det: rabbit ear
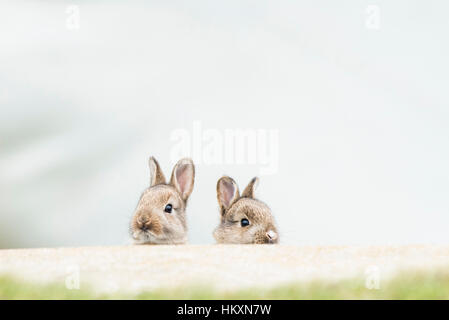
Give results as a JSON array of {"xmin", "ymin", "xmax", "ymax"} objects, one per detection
[
  {"xmin": 170, "ymin": 158, "xmax": 195, "ymax": 201},
  {"xmin": 149, "ymin": 156, "xmax": 166, "ymax": 186},
  {"xmin": 241, "ymin": 177, "xmax": 259, "ymax": 199},
  {"xmin": 217, "ymin": 176, "xmax": 240, "ymax": 213}
]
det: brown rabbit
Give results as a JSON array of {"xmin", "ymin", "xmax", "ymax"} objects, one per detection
[
  {"xmin": 214, "ymin": 176, "xmax": 279, "ymax": 244},
  {"xmin": 130, "ymin": 157, "xmax": 195, "ymax": 244}
]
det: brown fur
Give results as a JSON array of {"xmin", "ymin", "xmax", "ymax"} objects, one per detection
[
  {"xmin": 130, "ymin": 157, "xmax": 195, "ymax": 245},
  {"xmin": 214, "ymin": 176, "xmax": 279, "ymax": 244}
]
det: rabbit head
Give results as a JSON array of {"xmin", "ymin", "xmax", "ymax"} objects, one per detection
[
  {"xmin": 130, "ymin": 157, "xmax": 195, "ymax": 244},
  {"xmin": 214, "ymin": 176, "xmax": 279, "ymax": 244}
]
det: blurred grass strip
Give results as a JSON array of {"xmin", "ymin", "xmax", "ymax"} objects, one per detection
[{"xmin": 1, "ymin": 270, "xmax": 449, "ymax": 299}]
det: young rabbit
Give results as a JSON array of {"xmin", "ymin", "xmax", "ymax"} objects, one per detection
[
  {"xmin": 214, "ymin": 176, "xmax": 279, "ymax": 244},
  {"xmin": 130, "ymin": 157, "xmax": 195, "ymax": 245}
]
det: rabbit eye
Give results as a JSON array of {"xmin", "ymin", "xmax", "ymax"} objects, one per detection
[
  {"xmin": 240, "ymin": 218, "xmax": 250, "ymax": 227},
  {"xmin": 164, "ymin": 204, "xmax": 173, "ymax": 213}
]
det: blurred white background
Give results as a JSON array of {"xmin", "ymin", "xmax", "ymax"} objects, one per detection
[{"xmin": 1, "ymin": 1, "xmax": 448, "ymax": 248}]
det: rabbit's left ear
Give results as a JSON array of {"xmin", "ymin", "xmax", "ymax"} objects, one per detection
[
  {"xmin": 241, "ymin": 177, "xmax": 259, "ymax": 199},
  {"xmin": 170, "ymin": 158, "xmax": 195, "ymax": 201}
]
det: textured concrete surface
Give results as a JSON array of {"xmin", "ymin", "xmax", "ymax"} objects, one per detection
[{"xmin": 1, "ymin": 245, "xmax": 449, "ymax": 294}]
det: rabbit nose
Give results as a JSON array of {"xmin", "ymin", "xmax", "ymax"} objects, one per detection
[
  {"xmin": 266, "ymin": 230, "xmax": 278, "ymax": 243},
  {"xmin": 140, "ymin": 222, "xmax": 153, "ymax": 232},
  {"xmin": 137, "ymin": 216, "xmax": 152, "ymax": 231}
]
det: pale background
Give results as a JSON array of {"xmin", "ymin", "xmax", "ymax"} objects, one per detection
[{"xmin": 1, "ymin": 1, "xmax": 448, "ymax": 248}]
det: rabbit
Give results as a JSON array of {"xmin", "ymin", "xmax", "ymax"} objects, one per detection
[
  {"xmin": 214, "ymin": 176, "xmax": 279, "ymax": 244},
  {"xmin": 130, "ymin": 156, "xmax": 195, "ymax": 245}
]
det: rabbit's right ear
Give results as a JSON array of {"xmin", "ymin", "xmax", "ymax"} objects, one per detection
[
  {"xmin": 149, "ymin": 156, "xmax": 166, "ymax": 186},
  {"xmin": 217, "ymin": 176, "xmax": 240, "ymax": 214}
]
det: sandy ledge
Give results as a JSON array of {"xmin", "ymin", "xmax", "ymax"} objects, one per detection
[{"xmin": 1, "ymin": 245, "xmax": 448, "ymax": 293}]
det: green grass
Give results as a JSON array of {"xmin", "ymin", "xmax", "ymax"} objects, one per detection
[{"xmin": 1, "ymin": 271, "xmax": 449, "ymax": 299}]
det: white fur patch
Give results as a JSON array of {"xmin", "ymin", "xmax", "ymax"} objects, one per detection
[{"xmin": 267, "ymin": 230, "xmax": 277, "ymax": 240}]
